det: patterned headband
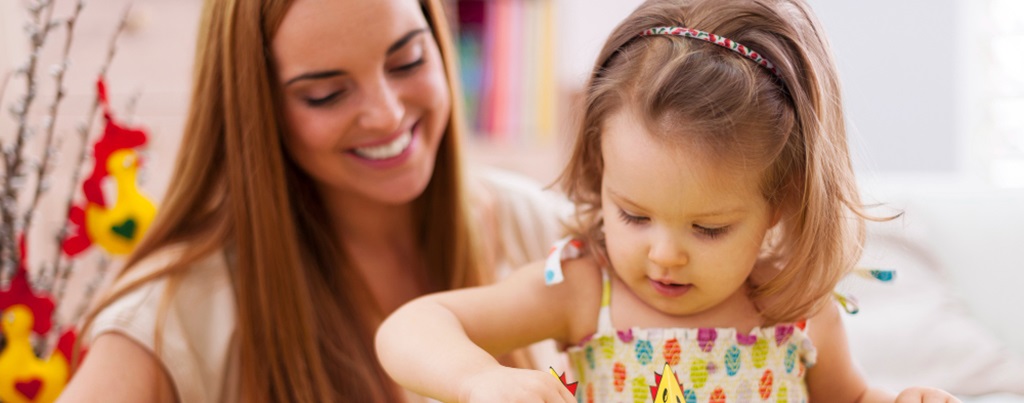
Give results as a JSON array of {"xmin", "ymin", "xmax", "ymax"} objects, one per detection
[{"xmin": 639, "ymin": 26, "xmax": 780, "ymax": 78}]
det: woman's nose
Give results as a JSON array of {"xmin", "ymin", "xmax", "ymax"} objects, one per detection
[
  {"xmin": 647, "ymin": 230, "xmax": 689, "ymax": 269},
  {"xmin": 358, "ymin": 76, "xmax": 404, "ymax": 132}
]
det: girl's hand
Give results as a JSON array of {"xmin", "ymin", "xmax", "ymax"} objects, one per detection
[
  {"xmin": 457, "ymin": 367, "xmax": 576, "ymax": 403},
  {"xmin": 895, "ymin": 387, "xmax": 961, "ymax": 403}
]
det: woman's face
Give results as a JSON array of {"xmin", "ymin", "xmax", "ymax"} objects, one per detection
[{"xmin": 272, "ymin": 0, "xmax": 450, "ymax": 206}]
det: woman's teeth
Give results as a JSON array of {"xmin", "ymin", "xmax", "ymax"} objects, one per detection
[{"xmin": 353, "ymin": 131, "xmax": 412, "ymax": 160}]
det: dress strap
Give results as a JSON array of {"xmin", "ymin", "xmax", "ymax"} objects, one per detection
[
  {"xmin": 542, "ymin": 237, "xmax": 614, "ymax": 333},
  {"xmin": 596, "ymin": 269, "xmax": 614, "ymax": 333},
  {"xmin": 544, "ymin": 237, "xmax": 583, "ymax": 285},
  {"xmin": 833, "ymin": 267, "xmax": 895, "ymax": 315}
]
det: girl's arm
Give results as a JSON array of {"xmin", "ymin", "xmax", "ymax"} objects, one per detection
[
  {"xmin": 805, "ymin": 300, "xmax": 960, "ymax": 403},
  {"xmin": 805, "ymin": 301, "xmax": 886, "ymax": 401},
  {"xmin": 376, "ymin": 259, "xmax": 597, "ymax": 402}
]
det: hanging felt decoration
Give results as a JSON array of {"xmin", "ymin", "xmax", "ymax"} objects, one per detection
[
  {"xmin": 0, "ymin": 238, "xmax": 78, "ymax": 403},
  {"xmin": 63, "ymin": 78, "xmax": 156, "ymax": 256}
]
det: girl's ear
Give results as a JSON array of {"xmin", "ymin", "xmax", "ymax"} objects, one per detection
[
  {"xmin": 769, "ymin": 205, "xmax": 784, "ymax": 228},
  {"xmin": 768, "ymin": 185, "xmax": 796, "ymax": 228}
]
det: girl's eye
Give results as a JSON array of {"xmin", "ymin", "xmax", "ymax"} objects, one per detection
[
  {"xmin": 392, "ymin": 57, "xmax": 425, "ymax": 73},
  {"xmin": 694, "ymin": 224, "xmax": 729, "ymax": 239},
  {"xmin": 618, "ymin": 209, "xmax": 650, "ymax": 225},
  {"xmin": 305, "ymin": 91, "xmax": 342, "ymax": 107}
]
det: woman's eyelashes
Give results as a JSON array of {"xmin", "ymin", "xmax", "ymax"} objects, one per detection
[
  {"xmin": 305, "ymin": 91, "xmax": 343, "ymax": 107},
  {"xmin": 392, "ymin": 57, "xmax": 424, "ymax": 73},
  {"xmin": 302, "ymin": 57, "xmax": 424, "ymax": 108},
  {"xmin": 390, "ymin": 42, "xmax": 425, "ymax": 74}
]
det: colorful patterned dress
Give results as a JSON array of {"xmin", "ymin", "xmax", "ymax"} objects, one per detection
[{"xmin": 544, "ymin": 238, "xmax": 817, "ymax": 403}]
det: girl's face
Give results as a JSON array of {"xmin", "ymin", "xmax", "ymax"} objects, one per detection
[
  {"xmin": 599, "ymin": 109, "xmax": 778, "ymax": 318},
  {"xmin": 272, "ymin": 0, "xmax": 450, "ymax": 205}
]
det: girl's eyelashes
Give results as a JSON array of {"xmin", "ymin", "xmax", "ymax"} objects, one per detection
[
  {"xmin": 694, "ymin": 224, "xmax": 729, "ymax": 239},
  {"xmin": 617, "ymin": 209, "xmax": 650, "ymax": 225},
  {"xmin": 617, "ymin": 206, "xmax": 731, "ymax": 239}
]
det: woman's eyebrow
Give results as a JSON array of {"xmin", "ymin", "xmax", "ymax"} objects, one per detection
[
  {"xmin": 285, "ymin": 28, "xmax": 428, "ymax": 87},
  {"xmin": 388, "ymin": 28, "xmax": 427, "ymax": 55},
  {"xmin": 286, "ymin": 70, "xmax": 345, "ymax": 86}
]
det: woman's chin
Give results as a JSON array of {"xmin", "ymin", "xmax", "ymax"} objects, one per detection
[
  {"xmin": 359, "ymin": 171, "xmax": 435, "ymax": 205},
  {"xmin": 371, "ymin": 185, "xmax": 430, "ymax": 205}
]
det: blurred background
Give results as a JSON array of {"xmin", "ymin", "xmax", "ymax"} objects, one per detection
[{"xmin": 0, "ymin": 0, "xmax": 1022, "ymax": 399}]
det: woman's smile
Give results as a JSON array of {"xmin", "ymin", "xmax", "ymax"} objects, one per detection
[{"xmin": 349, "ymin": 121, "xmax": 419, "ymax": 164}]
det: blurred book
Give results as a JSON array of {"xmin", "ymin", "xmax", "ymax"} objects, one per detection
[{"xmin": 455, "ymin": 0, "xmax": 557, "ymax": 144}]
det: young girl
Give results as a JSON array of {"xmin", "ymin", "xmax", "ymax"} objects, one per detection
[{"xmin": 377, "ymin": 0, "xmax": 959, "ymax": 401}]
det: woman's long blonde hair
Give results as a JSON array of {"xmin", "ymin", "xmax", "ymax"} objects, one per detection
[
  {"xmin": 561, "ymin": 0, "xmax": 871, "ymax": 324},
  {"xmin": 79, "ymin": 0, "xmax": 484, "ymax": 401}
]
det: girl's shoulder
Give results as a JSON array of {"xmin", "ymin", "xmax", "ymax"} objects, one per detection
[
  {"xmin": 538, "ymin": 238, "xmax": 605, "ymax": 342},
  {"xmin": 542, "ymin": 237, "xmax": 601, "ymax": 288},
  {"xmin": 556, "ymin": 251, "xmax": 604, "ymax": 291}
]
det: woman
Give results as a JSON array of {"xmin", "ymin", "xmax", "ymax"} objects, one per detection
[{"xmin": 59, "ymin": 0, "xmax": 564, "ymax": 401}]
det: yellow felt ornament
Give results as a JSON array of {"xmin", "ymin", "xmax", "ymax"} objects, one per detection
[
  {"xmin": 0, "ymin": 306, "xmax": 70, "ymax": 403},
  {"xmin": 62, "ymin": 78, "xmax": 154, "ymax": 258},
  {"xmin": 84, "ymin": 149, "xmax": 156, "ymax": 255}
]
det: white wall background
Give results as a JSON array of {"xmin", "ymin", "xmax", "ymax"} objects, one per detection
[
  {"xmin": 558, "ymin": 0, "xmax": 983, "ymax": 177},
  {"xmin": 808, "ymin": 0, "xmax": 964, "ymax": 175}
]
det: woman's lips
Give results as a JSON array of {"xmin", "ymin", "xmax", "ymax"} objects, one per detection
[
  {"xmin": 347, "ymin": 122, "xmax": 419, "ymax": 169},
  {"xmin": 349, "ymin": 122, "xmax": 418, "ymax": 159},
  {"xmin": 351, "ymin": 131, "xmax": 413, "ymax": 160}
]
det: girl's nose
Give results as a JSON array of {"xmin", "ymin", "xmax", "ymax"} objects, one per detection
[
  {"xmin": 647, "ymin": 230, "xmax": 689, "ymax": 269},
  {"xmin": 358, "ymin": 76, "xmax": 404, "ymax": 132}
]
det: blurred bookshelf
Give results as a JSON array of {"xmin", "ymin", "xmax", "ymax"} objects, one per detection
[{"xmin": 446, "ymin": 0, "xmax": 566, "ymax": 183}]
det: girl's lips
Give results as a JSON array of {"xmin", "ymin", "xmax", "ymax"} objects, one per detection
[{"xmin": 649, "ymin": 278, "xmax": 692, "ymax": 298}]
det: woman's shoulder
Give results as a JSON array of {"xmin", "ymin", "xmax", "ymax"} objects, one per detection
[
  {"xmin": 471, "ymin": 167, "xmax": 572, "ymax": 268},
  {"xmin": 88, "ymin": 246, "xmax": 238, "ymax": 402},
  {"xmin": 105, "ymin": 245, "xmax": 228, "ymax": 291},
  {"xmin": 473, "ymin": 167, "xmax": 571, "ymax": 220},
  {"xmin": 95, "ymin": 246, "xmax": 234, "ymax": 325}
]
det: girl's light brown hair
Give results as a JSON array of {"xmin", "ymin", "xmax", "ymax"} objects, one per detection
[
  {"xmin": 561, "ymin": 0, "xmax": 872, "ymax": 324},
  {"xmin": 77, "ymin": 0, "xmax": 484, "ymax": 401}
]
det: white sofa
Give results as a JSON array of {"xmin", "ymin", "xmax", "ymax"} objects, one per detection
[{"xmin": 846, "ymin": 178, "xmax": 1024, "ymax": 400}]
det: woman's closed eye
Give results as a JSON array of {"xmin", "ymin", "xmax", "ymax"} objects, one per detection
[
  {"xmin": 305, "ymin": 91, "xmax": 345, "ymax": 107},
  {"xmin": 391, "ymin": 57, "xmax": 424, "ymax": 73},
  {"xmin": 389, "ymin": 39, "xmax": 426, "ymax": 74}
]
